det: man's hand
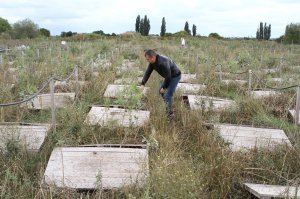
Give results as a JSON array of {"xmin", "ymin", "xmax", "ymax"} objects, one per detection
[
  {"xmin": 159, "ymin": 87, "xmax": 165, "ymax": 94},
  {"xmin": 140, "ymin": 85, "xmax": 145, "ymax": 92}
]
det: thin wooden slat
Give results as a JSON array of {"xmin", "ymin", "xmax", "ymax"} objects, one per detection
[
  {"xmin": 20, "ymin": 93, "xmax": 75, "ymax": 110},
  {"xmin": 44, "ymin": 146, "xmax": 148, "ymax": 189},
  {"xmin": 85, "ymin": 106, "xmax": 150, "ymax": 127},
  {"xmin": 187, "ymin": 95, "xmax": 236, "ymax": 111},
  {"xmin": 215, "ymin": 124, "xmax": 292, "ymax": 151},
  {"xmin": 177, "ymin": 83, "xmax": 206, "ymax": 95},
  {"xmin": 244, "ymin": 183, "xmax": 300, "ymax": 198},
  {"xmin": 0, "ymin": 124, "xmax": 50, "ymax": 151},
  {"xmin": 103, "ymin": 84, "xmax": 149, "ymax": 98}
]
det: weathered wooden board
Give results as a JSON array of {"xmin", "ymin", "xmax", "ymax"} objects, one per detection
[
  {"xmin": 20, "ymin": 93, "xmax": 75, "ymax": 110},
  {"xmin": 187, "ymin": 95, "xmax": 236, "ymax": 111},
  {"xmin": 85, "ymin": 106, "xmax": 150, "ymax": 127},
  {"xmin": 177, "ymin": 83, "xmax": 206, "ymax": 95},
  {"xmin": 103, "ymin": 84, "xmax": 148, "ymax": 98},
  {"xmin": 249, "ymin": 90, "xmax": 278, "ymax": 99},
  {"xmin": 262, "ymin": 68, "xmax": 279, "ymax": 74},
  {"xmin": 270, "ymin": 78, "xmax": 283, "ymax": 83},
  {"xmin": 180, "ymin": 74, "xmax": 197, "ymax": 83},
  {"xmin": 244, "ymin": 183, "xmax": 300, "ymax": 199},
  {"xmin": 215, "ymin": 124, "xmax": 292, "ymax": 151},
  {"xmin": 0, "ymin": 123, "xmax": 50, "ymax": 151},
  {"xmin": 44, "ymin": 145, "xmax": 148, "ymax": 189},
  {"xmin": 114, "ymin": 77, "xmax": 143, "ymax": 85},
  {"xmin": 222, "ymin": 79, "xmax": 247, "ymax": 85},
  {"xmin": 54, "ymin": 80, "xmax": 86, "ymax": 92}
]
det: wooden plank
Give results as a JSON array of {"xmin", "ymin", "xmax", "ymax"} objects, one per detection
[
  {"xmin": 187, "ymin": 95, "xmax": 236, "ymax": 111},
  {"xmin": 85, "ymin": 106, "xmax": 150, "ymax": 127},
  {"xmin": 177, "ymin": 83, "xmax": 206, "ymax": 95},
  {"xmin": 221, "ymin": 79, "xmax": 247, "ymax": 85},
  {"xmin": 215, "ymin": 124, "xmax": 292, "ymax": 151},
  {"xmin": 244, "ymin": 183, "xmax": 300, "ymax": 198},
  {"xmin": 0, "ymin": 123, "xmax": 50, "ymax": 151},
  {"xmin": 114, "ymin": 77, "xmax": 143, "ymax": 84},
  {"xmin": 180, "ymin": 74, "xmax": 197, "ymax": 83},
  {"xmin": 20, "ymin": 93, "xmax": 75, "ymax": 110},
  {"xmin": 44, "ymin": 146, "xmax": 148, "ymax": 189},
  {"xmin": 249, "ymin": 90, "xmax": 278, "ymax": 99},
  {"xmin": 262, "ymin": 68, "xmax": 279, "ymax": 74},
  {"xmin": 103, "ymin": 84, "xmax": 148, "ymax": 98}
]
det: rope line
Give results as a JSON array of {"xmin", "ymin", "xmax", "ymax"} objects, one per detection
[
  {"xmin": 0, "ymin": 66, "xmax": 78, "ymax": 107},
  {"xmin": 0, "ymin": 77, "xmax": 52, "ymax": 107},
  {"xmin": 251, "ymin": 72, "xmax": 299, "ymax": 91}
]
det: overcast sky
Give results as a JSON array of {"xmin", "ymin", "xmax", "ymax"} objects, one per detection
[{"xmin": 1, "ymin": 0, "xmax": 299, "ymax": 38}]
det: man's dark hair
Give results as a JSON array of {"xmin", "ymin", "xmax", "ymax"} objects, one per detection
[{"xmin": 144, "ymin": 49, "xmax": 157, "ymax": 57}]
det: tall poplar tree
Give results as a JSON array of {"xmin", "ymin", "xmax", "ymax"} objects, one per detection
[
  {"xmin": 160, "ymin": 17, "xmax": 166, "ymax": 36},
  {"xmin": 184, "ymin": 21, "xmax": 191, "ymax": 35},
  {"xmin": 135, "ymin": 15, "xmax": 140, "ymax": 33},
  {"xmin": 192, "ymin": 24, "xmax": 197, "ymax": 36}
]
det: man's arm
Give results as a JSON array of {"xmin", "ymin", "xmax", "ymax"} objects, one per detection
[{"xmin": 141, "ymin": 65, "xmax": 153, "ymax": 86}]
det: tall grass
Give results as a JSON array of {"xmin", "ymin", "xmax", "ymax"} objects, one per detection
[{"xmin": 0, "ymin": 36, "xmax": 299, "ymax": 198}]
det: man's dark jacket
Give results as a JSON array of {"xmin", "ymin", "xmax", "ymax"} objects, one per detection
[{"xmin": 141, "ymin": 54, "xmax": 181, "ymax": 89}]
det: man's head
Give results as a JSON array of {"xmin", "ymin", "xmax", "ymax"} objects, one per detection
[{"xmin": 144, "ymin": 49, "xmax": 157, "ymax": 64}]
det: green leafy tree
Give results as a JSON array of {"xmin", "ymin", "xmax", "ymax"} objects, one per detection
[
  {"xmin": 192, "ymin": 24, "xmax": 197, "ymax": 36},
  {"xmin": 12, "ymin": 18, "xmax": 39, "ymax": 39},
  {"xmin": 0, "ymin": 17, "xmax": 11, "ymax": 33},
  {"xmin": 160, "ymin": 17, "xmax": 166, "ymax": 37},
  {"xmin": 135, "ymin": 15, "xmax": 140, "ymax": 33},
  {"xmin": 39, "ymin": 28, "xmax": 50, "ymax": 37},
  {"xmin": 283, "ymin": 23, "xmax": 300, "ymax": 44}
]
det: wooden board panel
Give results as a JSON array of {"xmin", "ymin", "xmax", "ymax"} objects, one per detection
[
  {"xmin": 215, "ymin": 124, "xmax": 292, "ymax": 151},
  {"xmin": 177, "ymin": 83, "xmax": 206, "ymax": 95},
  {"xmin": 103, "ymin": 84, "xmax": 148, "ymax": 98},
  {"xmin": 85, "ymin": 106, "xmax": 150, "ymax": 127},
  {"xmin": 187, "ymin": 95, "xmax": 236, "ymax": 111},
  {"xmin": 244, "ymin": 183, "xmax": 300, "ymax": 198},
  {"xmin": 0, "ymin": 123, "xmax": 50, "ymax": 151},
  {"xmin": 20, "ymin": 93, "xmax": 75, "ymax": 110},
  {"xmin": 44, "ymin": 145, "xmax": 148, "ymax": 189},
  {"xmin": 249, "ymin": 90, "xmax": 278, "ymax": 99},
  {"xmin": 180, "ymin": 74, "xmax": 197, "ymax": 83}
]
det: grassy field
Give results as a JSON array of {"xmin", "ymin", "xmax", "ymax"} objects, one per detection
[{"xmin": 0, "ymin": 35, "xmax": 300, "ymax": 198}]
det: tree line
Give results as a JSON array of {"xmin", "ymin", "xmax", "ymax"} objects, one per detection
[
  {"xmin": 135, "ymin": 15, "xmax": 198, "ymax": 37},
  {"xmin": 0, "ymin": 16, "xmax": 299, "ymax": 44}
]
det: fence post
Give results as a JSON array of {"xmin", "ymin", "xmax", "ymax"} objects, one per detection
[
  {"xmin": 50, "ymin": 78, "xmax": 56, "ymax": 133},
  {"xmin": 0, "ymin": 54, "xmax": 2, "ymax": 69},
  {"xmin": 217, "ymin": 64, "xmax": 222, "ymax": 81},
  {"xmin": 295, "ymin": 86, "xmax": 300, "ymax": 126},
  {"xmin": 248, "ymin": 70, "xmax": 252, "ymax": 95},
  {"xmin": 75, "ymin": 66, "xmax": 79, "ymax": 101}
]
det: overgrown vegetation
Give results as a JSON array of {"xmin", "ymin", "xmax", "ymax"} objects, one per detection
[{"xmin": 0, "ymin": 36, "xmax": 299, "ymax": 198}]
